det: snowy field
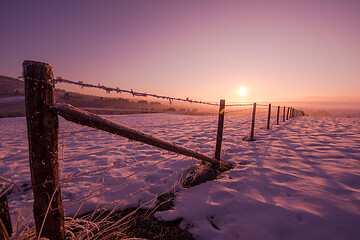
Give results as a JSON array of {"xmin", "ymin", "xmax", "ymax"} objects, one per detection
[{"xmin": 1, "ymin": 113, "xmax": 360, "ymax": 239}]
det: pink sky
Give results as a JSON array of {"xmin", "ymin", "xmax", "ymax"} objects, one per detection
[{"xmin": 1, "ymin": 0, "xmax": 359, "ymax": 103}]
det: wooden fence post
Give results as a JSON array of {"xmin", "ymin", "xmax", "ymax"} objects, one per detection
[
  {"xmin": 249, "ymin": 102, "xmax": 256, "ymax": 141},
  {"xmin": 267, "ymin": 103, "xmax": 271, "ymax": 129},
  {"xmin": 283, "ymin": 106, "xmax": 286, "ymax": 122},
  {"xmin": 0, "ymin": 185, "xmax": 12, "ymax": 238},
  {"xmin": 286, "ymin": 107, "xmax": 290, "ymax": 120},
  {"xmin": 23, "ymin": 61, "xmax": 65, "ymax": 239},
  {"xmin": 277, "ymin": 106, "xmax": 280, "ymax": 125},
  {"xmin": 215, "ymin": 99, "xmax": 225, "ymax": 160}
]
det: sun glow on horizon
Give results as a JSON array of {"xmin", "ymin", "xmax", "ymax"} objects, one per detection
[{"xmin": 238, "ymin": 88, "xmax": 247, "ymax": 96}]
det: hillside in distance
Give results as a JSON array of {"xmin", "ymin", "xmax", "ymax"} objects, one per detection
[{"xmin": 0, "ymin": 75, "xmax": 201, "ymax": 118}]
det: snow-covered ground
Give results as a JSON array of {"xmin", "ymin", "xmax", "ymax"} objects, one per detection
[{"xmin": 1, "ymin": 113, "xmax": 359, "ymax": 239}]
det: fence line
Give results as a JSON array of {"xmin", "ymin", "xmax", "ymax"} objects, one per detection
[{"xmin": 2, "ymin": 60, "xmax": 306, "ymax": 239}]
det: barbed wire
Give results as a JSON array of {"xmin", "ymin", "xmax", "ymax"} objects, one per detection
[
  {"xmin": 225, "ymin": 108, "xmax": 253, "ymax": 114},
  {"xmin": 35, "ymin": 155, "xmax": 187, "ymax": 220},
  {"xmin": 19, "ymin": 76, "xmax": 270, "ymax": 107},
  {"xmin": 55, "ymin": 77, "xmax": 222, "ymax": 106},
  {"xmin": 59, "ymin": 129, "xmax": 98, "ymax": 135}
]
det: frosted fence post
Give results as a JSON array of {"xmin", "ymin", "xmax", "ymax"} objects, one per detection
[
  {"xmin": 277, "ymin": 106, "xmax": 280, "ymax": 125},
  {"xmin": 286, "ymin": 107, "xmax": 290, "ymax": 120},
  {"xmin": 23, "ymin": 61, "xmax": 65, "ymax": 240},
  {"xmin": 0, "ymin": 184, "xmax": 12, "ymax": 238},
  {"xmin": 283, "ymin": 106, "xmax": 286, "ymax": 122},
  {"xmin": 249, "ymin": 102, "xmax": 257, "ymax": 141},
  {"xmin": 215, "ymin": 99, "xmax": 225, "ymax": 160},
  {"xmin": 267, "ymin": 104, "xmax": 271, "ymax": 129}
]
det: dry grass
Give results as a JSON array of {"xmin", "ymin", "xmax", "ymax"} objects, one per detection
[
  {"xmin": 182, "ymin": 161, "xmax": 233, "ymax": 188},
  {"xmin": 67, "ymin": 192, "xmax": 193, "ymax": 240}
]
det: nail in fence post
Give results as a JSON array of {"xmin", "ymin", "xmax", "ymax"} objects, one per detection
[
  {"xmin": 277, "ymin": 106, "xmax": 280, "ymax": 125},
  {"xmin": 286, "ymin": 107, "xmax": 290, "ymax": 120},
  {"xmin": 283, "ymin": 106, "xmax": 286, "ymax": 122},
  {"xmin": 249, "ymin": 102, "xmax": 257, "ymax": 141},
  {"xmin": 215, "ymin": 99, "xmax": 225, "ymax": 160},
  {"xmin": 0, "ymin": 185, "xmax": 12, "ymax": 238},
  {"xmin": 23, "ymin": 61, "xmax": 65, "ymax": 239},
  {"xmin": 267, "ymin": 103, "xmax": 271, "ymax": 129}
]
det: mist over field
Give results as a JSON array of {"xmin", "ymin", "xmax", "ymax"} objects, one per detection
[
  {"xmin": 2, "ymin": 74, "xmax": 360, "ymax": 119},
  {"xmin": 280, "ymin": 97, "xmax": 360, "ymax": 118}
]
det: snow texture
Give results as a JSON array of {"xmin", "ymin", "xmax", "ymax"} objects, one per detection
[{"xmin": 1, "ymin": 113, "xmax": 359, "ymax": 239}]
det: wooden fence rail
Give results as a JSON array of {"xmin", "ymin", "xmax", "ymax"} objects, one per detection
[{"xmin": 51, "ymin": 103, "xmax": 220, "ymax": 166}]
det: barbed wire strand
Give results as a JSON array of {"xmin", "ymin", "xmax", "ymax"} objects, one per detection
[
  {"xmin": 60, "ymin": 151, "xmax": 169, "ymax": 185},
  {"xmin": 60, "ymin": 155, "xmax": 180, "ymax": 210},
  {"xmin": 88, "ymin": 159, "xmax": 189, "ymax": 237},
  {"xmin": 28, "ymin": 147, "xmax": 177, "ymax": 190},
  {"xmin": 19, "ymin": 76, "xmax": 271, "ymax": 107},
  {"xmin": 34, "ymin": 155, "xmax": 187, "ymax": 221},
  {"xmin": 59, "ymin": 129, "xmax": 98, "ymax": 135}
]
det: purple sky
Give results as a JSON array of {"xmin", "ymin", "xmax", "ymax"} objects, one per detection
[{"xmin": 1, "ymin": 0, "xmax": 360, "ymax": 103}]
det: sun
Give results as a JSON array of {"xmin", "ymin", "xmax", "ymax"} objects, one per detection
[{"xmin": 237, "ymin": 88, "xmax": 247, "ymax": 96}]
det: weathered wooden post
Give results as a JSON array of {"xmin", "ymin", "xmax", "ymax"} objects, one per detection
[
  {"xmin": 286, "ymin": 107, "xmax": 290, "ymax": 120},
  {"xmin": 249, "ymin": 102, "xmax": 256, "ymax": 141},
  {"xmin": 0, "ymin": 185, "xmax": 12, "ymax": 238},
  {"xmin": 23, "ymin": 61, "xmax": 65, "ymax": 239},
  {"xmin": 267, "ymin": 103, "xmax": 271, "ymax": 129},
  {"xmin": 276, "ymin": 106, "xmax": 280, "ymax": 125},
  {"xmin": 289, "ymin": 107, "xmax": 292, "ymax": 118},
  {"xmin": 215, "ymin": 99, "xmax": 225, "ymax": 160},
  {"xmin": 283, "ymin": 106, "xmax": 286, "ymax": 122}
]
